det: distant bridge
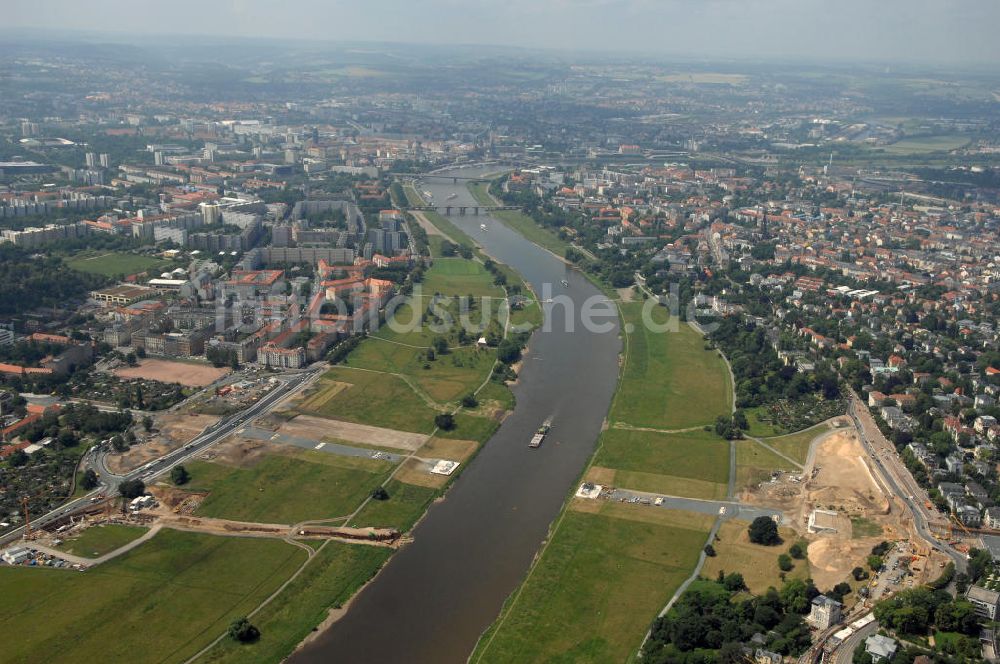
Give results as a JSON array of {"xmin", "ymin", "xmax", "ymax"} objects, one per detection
[
  {"xmin": 416, "ymin": 174, "xmax": 489, "ymax": 184},
  {"xmin": 406, "ymin": 205, "xmax": 521, "ymax": 216}
]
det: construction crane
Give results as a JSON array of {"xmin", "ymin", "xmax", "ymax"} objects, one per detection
[{"xmin": 21, "ymin": 496, "xmax": 32, "ymax": 540}]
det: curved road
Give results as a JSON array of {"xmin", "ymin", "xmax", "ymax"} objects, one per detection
[{"xmin": 0, "ymin": 369, "xmax": 318, "ymax": 548}]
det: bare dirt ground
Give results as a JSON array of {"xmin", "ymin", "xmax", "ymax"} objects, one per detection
[
  {"xmin": 205, "ymin": 435, "xmax": 277, "ymax": 468},
  {"xmin": 411, "ymin": 211, "xmax": 444, "ymax": 237},
  {"xmin": 807, "ymin": 537, "xmax": 885, "ymax": 590},
  {"xmin": 107, "ymin": 412, "xmax": 219, "ymax": 474},
  {"xmin": 395, "ymin": 458, "xmax": 450, "ymax": 488},
  {"xmin": 416, "ymin": 436, "xmax": 477, "ymax": 462},
  {"xmin": 264, "ymin": 413, "xmax": 430, "ymax": 451},
  {"xmin": 616, "ymin": 287, "xmax": 636, "ymax": 302},
  {"xmin": 114, "ymin": 358, "xmax": 230, "ymax": 387},
  {"xmin": 741, "ymin": 428, "xmax": 914, "ymax": 593},
  {"xmin": 584, "ymin": 465, "xmax": 617, "ymax": 486}
]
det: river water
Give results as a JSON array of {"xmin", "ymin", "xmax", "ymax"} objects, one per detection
[{"xmin": 288, "ymin": 166, "xmax": 622, "ymax": 664}]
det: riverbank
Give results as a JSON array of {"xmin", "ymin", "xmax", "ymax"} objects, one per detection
[
  {"xmin": 287, "ymin": 167, "xmax": 623, "ymax": 663},
  {"xmin": 469, "ymin": 295, "xmax": 734, "ymax": 663}
]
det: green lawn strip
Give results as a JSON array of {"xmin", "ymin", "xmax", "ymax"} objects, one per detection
[
  {"xmin": 471, "ymin": 505, "xmax": 713, "ymax": 663},
  {"xmin": 761, "ymin": 424, "xmax": 829, "ymax": 465},
  {"xmin": 185, "ymin": 453, "xmax": 392, "ymax": 524},
  {"xmin": 56, "ymin": 524, "xmax": 148, "ymax": 558},
  {"xmin": 614, "ymin": 469, "xmax": 727, "ymax": 501},
  {"xmin": 0, "ymin": 529, "xmax": 305, "ymax": 664},
  {"xmin": 350, "ymin": 479, "xmax": 439, "ymax": 532},
  {"xmin": 437, "ymin": 411, "xmax": 499, "ymax": 443},
  {"xmin": 610, "ymin": 303, "xmax": 731, "ymax": 429},
  {"xmin": 734, "ymin": 440, "xmax": 800, "ymax": 492},
  {"xmin": 299, "ymin": 368, "xmax": 440, "ymax": 434},
  {"xmin": 402, "ymin": 183, "xmax": 426, "ymax": 207},
  {"xmin": 201, "ymin": 543, "xmax": 392, "ymax": 664},
  {"xmin": 468, "ymin": 181, "xmax": 572, "ymax": 257},
  {"xmin": 594, "ymin": 428, "xmax": 730, "ymax": 490}
]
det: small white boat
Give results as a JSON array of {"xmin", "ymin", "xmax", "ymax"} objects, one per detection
[{"xmin": 480, "ymin": 223, "xmax": 488, "ymax": 231}]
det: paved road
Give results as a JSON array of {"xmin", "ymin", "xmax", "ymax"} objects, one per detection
[
  {"xmin": 606, "ymin": 488, "xmax": 783, "ymax": 523},
  {"xmin": 241, "ymin": 426, "xmax": 405, "ymax": 463},
  {"xmin": 0, "ymin": 369, "xmax": 320, "ymax": 548},
  {"xmin": 846, "ymin": 391, "xmax": 965, "ymax": 571},
  {"xmin": 832, "ymin": 620, "xmax": 877, "ymax": 664}
]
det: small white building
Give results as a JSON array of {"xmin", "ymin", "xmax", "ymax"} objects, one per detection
[{"xmin": 2, "ymin": 547, "xmax": 31, "ymax": 565}]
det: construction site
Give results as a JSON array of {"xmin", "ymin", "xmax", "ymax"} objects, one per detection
[{"xmin": 741, "ymin": 420, "xmax": 953, "ymax": 597}]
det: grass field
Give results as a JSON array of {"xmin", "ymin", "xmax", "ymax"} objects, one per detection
[
  {"xmin": 201, "ymin": 542, "xmax": 391, "ymax": 664},
  {"xmin": 0, "ymin": 529, "xmax": 306, "ymax": 664},
  {"xmin": 468, "ymin": 181, "xmax": 572, "ymax": 258},
  {"xmin": 761, "ymin": 424, "xmax": 828, "ymax": 465},
  {"xmin": 734, "ymin": 439, "xmax": 800, "ymax": 491},
  {"xmin": 186, "ymin": 452, "xmax": 392, "ymax": 524},
  {"xmin": 850, "ymin": 516, "xmax": 883, "ymax": 539},
  {"xmin": 610, "ymin": 303, "xmax": 731, "ymax": 429},
  {"xmin": 66, "ymin": 251, "xmax": 172, "ymax": 277},
  {"xmin": 882, "ymin": 134, "xmax": 970, "ymax": 154},
  {"xmin": 701, "ymin": 521, "xmax": 809, "ymax": 594},
  {"xmin": 745, "ymin": 406, "xmax": 784, "ymax": 437},
  {"xmin": 595, "ymin": 429, "xmax": 730, "ymax": 500},
  {"xmin": 471, "ymin": 503, "xmax": 713, "ymax": 663},
  {"xmin": 350, "ymin": 479, "xmax": 439, "ymax": 531},
  {"xmin": 421, "ymin": 258, "xmax": 505, "ymax": 298},
  {"xmin": 299, "ymin": 368, "xmax": 441, "ymax": 434},
  {"xmin": 55, "ymin": 524, "xmax": 148, "ymax": 558}
]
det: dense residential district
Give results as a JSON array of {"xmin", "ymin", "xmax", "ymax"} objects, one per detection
[{"xmin": 2, "ymin": 37, "xmax": 1000, "ymax": 664}]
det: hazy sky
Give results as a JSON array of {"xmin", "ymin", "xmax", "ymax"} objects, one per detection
[{"xmin": 7, "ymin": 0, "xmax": 1000, "ymax": 65}]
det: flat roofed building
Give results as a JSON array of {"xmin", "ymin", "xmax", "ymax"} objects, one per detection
[
  {"xmin": 91, "ymin": 284, "xmax": 156, "ymax": 306},
  {"xmin": 967, "ymin": 585, "xmax": 1000, "ymax": 620}
]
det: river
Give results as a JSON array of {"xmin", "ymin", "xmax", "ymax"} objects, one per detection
[{"xmin": 288, "ymin": 166, "xmax": 622, "ymax": 664}]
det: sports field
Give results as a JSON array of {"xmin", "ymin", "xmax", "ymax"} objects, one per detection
[
  {"xmin": 471, "ymin": 503, "xmax": 713, "ymax": 663},
  {"xmin": 0, "ymin": 529, "xmax": 306, "ymax": 663},
  {"xmin": 610, "ymin": 303, "xmax": 731, "ymax": 429},
  {"xmin": 66, "ymin": 251, "xmax": 172, "ymax": 277}
]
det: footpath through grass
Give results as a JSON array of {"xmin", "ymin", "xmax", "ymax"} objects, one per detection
[
  {"xmin": 201, "ymin": 542, "xmax": 391, "ymax": 664},
  {"xmin": 471, "ymin": 503, "xmax": 713, "ymax": 663},
  {"xmin": 0, "ymin": 529, "xmax": 306, "ymax": 664},
  {"xmin": 55, "ymin": 524, "xmax": 147, "ymax": 558}
]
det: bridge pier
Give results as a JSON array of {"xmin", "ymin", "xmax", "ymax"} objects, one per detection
[
  {"xmin": 453, "ymin": 177, "xmax": 458, "ymax": 185},
  {"xmin": 459, "ymin": 207, "xmax": 466, "ymax": 216},
  {"xmin": 445, "ymin": 206, "xmax": 452, "ymax": 216},
  {"xmin": 473, "ymin": 207, "xmax": 479, "ymax": 215}
]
